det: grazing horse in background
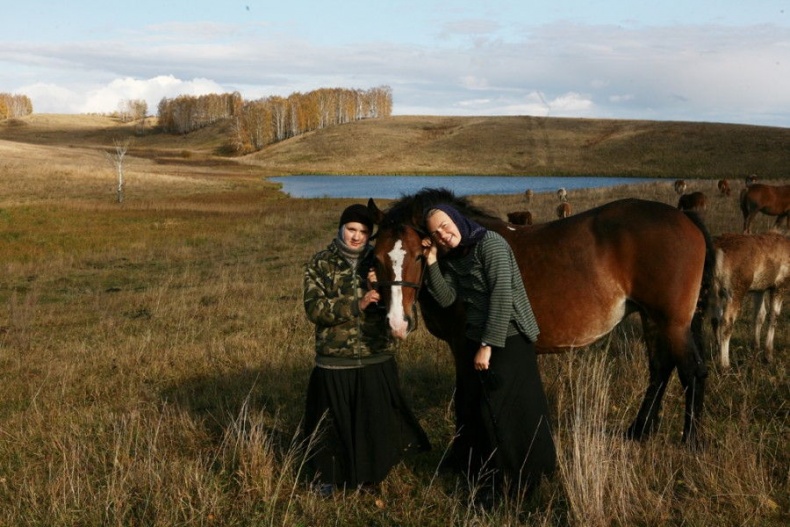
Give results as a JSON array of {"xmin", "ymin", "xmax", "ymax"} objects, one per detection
[
  {"xmin": 674, "ymin": 179, "xmax": 687, "ymax": 195},
  {"xmin": 740, "ymin": 183, "xmax": 790, "ymax": 233},
  {"xmin": 507, "ymin": 210, "xmax": 533, "ymax": 225},
  {"xmin": 369, "ymin": 188, "xmax": 714, "ymax": 446},
  {"xmin": 717, "ymin": 179, "xmax": 731, "ymax": 197},
  {"xmin": 678, "ymin": 191, "xmax": 708, "ymax": 212},
  {"xmin": 557, "ymin": 187, "xmax": 568, "ymax": 202},
  {"xmin": 556, "ymin": 201, "xmax": 572, "ymax": 218},
  {"xmin": 710, "ymin": 232, "xmax": 790, "ymax": 368},
  {"xmin": 524, "ymin": 189, "xmax": 534, "ymax": 204}
]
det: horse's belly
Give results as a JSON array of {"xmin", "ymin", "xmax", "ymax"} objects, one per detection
[{"xmin": 534, "ymin": 296, "xmax": 628, "ymax": 350}]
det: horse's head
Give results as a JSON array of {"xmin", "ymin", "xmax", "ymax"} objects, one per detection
[
  {"xmin": 367, "ymin": 188, "xmax": 495, "ymax": 340},
  {"xmin": 368, "ymin": 198, "xmax": 426, "ymax": 340}
]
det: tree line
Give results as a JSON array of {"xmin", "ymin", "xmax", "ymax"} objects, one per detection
[
  {"xmin": 157, "ymin": 86, "xmax": 393, "ymax": 154},
  {"xmin": 0, "ymin": 86, "xmax": 393, "ymax": 154},
  {"xmin": 0, "ymin": 93, "xmax": 33, "ymax": 120}
]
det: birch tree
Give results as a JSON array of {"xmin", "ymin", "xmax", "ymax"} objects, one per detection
[{"xmin": 106, "ymin": 139, "xmax": 130, "ymax": 203}]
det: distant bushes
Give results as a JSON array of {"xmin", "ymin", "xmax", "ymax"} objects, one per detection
[
  {"xmin": 116, "ymin": 99, "xmax": 148, "ymax": 123},
  {"xmin": 0, "ymin": 93, "xmax": 33, "ymax": 120},
  {"xmin": 156, "ymin": 86, "xmax": 393, "ymax": 154}
]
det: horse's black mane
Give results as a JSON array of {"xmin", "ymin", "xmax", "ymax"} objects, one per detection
[{"xmin": 382, "ymin": 187, "xmax": 498, "ymax": 232}]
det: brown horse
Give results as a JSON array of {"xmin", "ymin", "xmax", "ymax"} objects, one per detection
[
  {"xmin": 740, "ymin": 183, "xmax": 790, "ymax": 233},
  {"xmin": 556, "ymin": 201, "xmax": 572, "ymax": 218},
  {"xmin": 369, "ymin": 188, "xmax": 714, "ymax": 446},
  {"xmin": 717, "ymin": 179, "xmax": 731, "ymax": 197},
  {"xmin": 710, "ymin": 232, "xmax": 790, "ymax": 368},
  {"xmin": 506, "ymin": 210, "xmax": 533, "ymax": 225},
  {"xmin": 677, "ymin": 191, "xmax": 708, "ymax": 212},
  {"xmin": 674, "ymin": 179, "xmax": 687, "ymax": 195}
]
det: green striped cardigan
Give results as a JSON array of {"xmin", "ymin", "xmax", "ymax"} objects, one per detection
[{"xmin": 425, "ymin": 230, "xmax": 540, "ymax": 347}]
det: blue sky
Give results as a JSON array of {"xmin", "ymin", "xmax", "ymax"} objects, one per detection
[{"xmin": 2, "ymin": 1, "xmax": 789, "ymax": 126}]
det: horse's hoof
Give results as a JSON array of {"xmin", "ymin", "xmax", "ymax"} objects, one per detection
[
  {"xmin": 624, "ymin": 424, "xmax": 649, "ymax": 442},
  {"xmin": 681, "ymin": 433, "xmax": 706, "ymax": 452}
]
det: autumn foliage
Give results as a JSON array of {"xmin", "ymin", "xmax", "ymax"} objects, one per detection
[
  {"xmin": 156, "ymin": 86, "xmax": 393, "ymax": 153},
  {"xmin": 0, "ymin": 93, "xmax": 33, "ymax": 119}
]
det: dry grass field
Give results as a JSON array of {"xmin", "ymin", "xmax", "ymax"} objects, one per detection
[{"xmin": 0, "ymin": 114, "xmax": 787, "ymax": 526}]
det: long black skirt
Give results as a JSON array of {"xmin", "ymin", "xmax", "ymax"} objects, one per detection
[
  {"xmin": 303, "ymin": 358, "xmax": 431, "ymax": 488},
  {"xmin": 453, "ymin": 334, "xmax": 556, "ymax": 492}
]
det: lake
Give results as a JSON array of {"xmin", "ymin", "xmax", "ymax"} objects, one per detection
[{"xmin": 269, "ymin": 175, "xmax": 656, "ymax": 199}]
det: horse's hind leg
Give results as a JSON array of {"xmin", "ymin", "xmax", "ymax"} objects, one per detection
[
  {"xmin": 674, "ymin": 331, "xmax": 707, "ymax": 447},
  {"xmin": 626, "ymin": 316, "xmax": 674, "ymax": 440},
  {"xmin": 629, "ymin": 317, "xmax": 706, "ymax": 445}
]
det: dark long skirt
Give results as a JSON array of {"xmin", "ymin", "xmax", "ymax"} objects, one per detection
[
  {"xmin": 453, "ymin": 334, "xmax": 556, "ymax": 492},
  {"xmin": 303, "ymin": 358, "xmax": 431, "ymax": 488}
]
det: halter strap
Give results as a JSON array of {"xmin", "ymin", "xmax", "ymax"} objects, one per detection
[{"xmin": 373, "ymin": 279, "xmax": 422, "ymax": 290}]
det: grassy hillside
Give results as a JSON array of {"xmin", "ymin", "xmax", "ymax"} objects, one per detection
[
  {"xmin": 2, "ymin": 113, "xmax": 789, "ymax": 178},
  {"xmin": 0, "ymin": 113, "xmax": 787, "ymax": 526},
  {"xmin": 242, "ymin": 115, "xmax": 790, "ymax": 178}
]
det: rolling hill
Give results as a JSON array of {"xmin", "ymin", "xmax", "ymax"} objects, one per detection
[{"xmin": 2, "ymin": 113, "xmax": 789, "ymax": 179}]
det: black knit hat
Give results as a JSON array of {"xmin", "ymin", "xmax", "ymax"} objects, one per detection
[{"xmin": 338, "ymin": 204, "xmax": 374, "ymax": 232}]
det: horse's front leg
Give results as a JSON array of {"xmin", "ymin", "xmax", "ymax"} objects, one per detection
[
  {"xmin": 750, "ymin": 290, "xmax": 768, "ymax": 357},
  {"xmin": 718, "ymin": 296, "xmax": 742, "ymax": 369},
  {"xmin": 743, "ymin": 211, "xmax": 758, "ymax": 234},
  {"xmin": 763, "ymin": 289, "xmax": 782, "ymax": 363}
]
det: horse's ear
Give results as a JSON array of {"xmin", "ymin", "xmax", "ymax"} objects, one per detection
[{"xmin": 368, "ymin": 198, "xmax": 384, "ymax": 224}]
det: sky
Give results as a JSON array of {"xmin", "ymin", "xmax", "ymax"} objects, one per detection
[{"xmin": 2, "ymin": 1, "xmax": 790, "ymax": 127}]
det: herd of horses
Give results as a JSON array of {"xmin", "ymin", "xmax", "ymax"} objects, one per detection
[
  {"xmin": 675, "ymin": 176, "xmax": 790, "ymax": 233},
  {"xmin": 366, "ymin": 177, "xmax": 789, "ymax": 448}
]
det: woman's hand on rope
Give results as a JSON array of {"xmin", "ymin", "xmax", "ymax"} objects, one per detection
[
  {"xmin": 367, "ymin": 268, "xmax": 378, "ymax": 290},
  {"xmin": 360, "ymin": 271, "xmax": 380, "ymax": 310}
]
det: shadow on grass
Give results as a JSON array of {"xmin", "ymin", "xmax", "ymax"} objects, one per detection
[{"xmin": 159, "ymin": 359, "xmax": 459, "ymax": 488}]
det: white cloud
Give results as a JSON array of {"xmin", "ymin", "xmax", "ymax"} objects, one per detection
[
  {"xmin": 4, "ymin": 19, "xmax": 790, "ymax": 125},
  {"xmin": 547, "ymin": 92, "xmax": 595, "ymax": 115},
  {"xmin": 20, "ymin": 75, "xmax": 228, "ymax": 114},
  {"xmin": 20, "ymin": 83, "xmax": 84, "ymax": 114}
]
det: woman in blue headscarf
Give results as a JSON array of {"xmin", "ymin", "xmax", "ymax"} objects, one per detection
[{"xmin": 421, "ymin": 203, "xmax": 556, "ymax": 500}]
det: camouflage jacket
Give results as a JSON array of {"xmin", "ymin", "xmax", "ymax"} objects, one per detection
[{"xmin": 303, "ymin": 239, "xmax": 393, "ymax": 367}]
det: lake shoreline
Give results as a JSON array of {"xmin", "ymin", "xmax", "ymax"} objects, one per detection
[{"xmin": 269, "ymin": 174, "xmax": 659, "ymax": 199}]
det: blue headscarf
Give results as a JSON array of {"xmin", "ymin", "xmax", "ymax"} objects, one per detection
[{"xmin": 430, "ymin": 203, "xmax": 487, "ymax": 247}]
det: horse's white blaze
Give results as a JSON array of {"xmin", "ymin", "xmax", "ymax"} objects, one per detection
[{"xmin": 387, "ymin": 240, "xmax": 409, "ymax": 338}]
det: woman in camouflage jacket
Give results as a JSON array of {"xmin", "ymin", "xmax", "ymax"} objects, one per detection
[{"xmin": 302, "ymin": 204, "xmax": 430, "ymax": 495}]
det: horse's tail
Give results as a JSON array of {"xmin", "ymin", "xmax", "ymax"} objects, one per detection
[{"xmin": 684, "ymin": 210, "xmax": 715, "ymax": 377}]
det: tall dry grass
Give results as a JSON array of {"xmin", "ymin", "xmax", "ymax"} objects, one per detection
[{"xmin": 0, "ymin": 119, "xmax": 788, "ymax": 525}]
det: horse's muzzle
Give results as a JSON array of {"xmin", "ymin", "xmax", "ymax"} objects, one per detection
[{"xmin": 388, "ymin": 313, "xmax": 416, "ymax": 340}]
